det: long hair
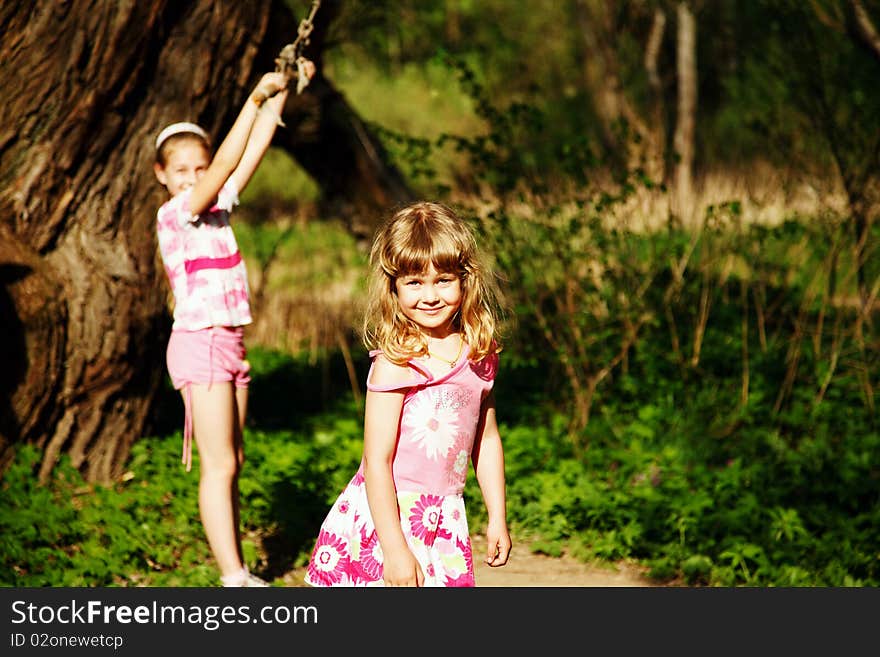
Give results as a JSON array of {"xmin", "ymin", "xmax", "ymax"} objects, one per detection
[{"xmin": 363, "ymin": 201, "xmax": 504, "ymax": 364}]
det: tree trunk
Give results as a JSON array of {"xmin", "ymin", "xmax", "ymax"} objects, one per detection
[
  {"xmin": 672, "ymin": 1, "xmax": 697, "ymax": 222},
  {"xmin": 573, "ymin": 0, "xmax": 665, "ymax": 182},
  {"xmin": 644, "ymin": 7, "xmax": 668, "ymax": 185},
  {"xmin": 0, "ymin": 1, "xmax": 266, "ymax": 482},
  {"xmin": 1, "ymin": 0, "xmax": 413, "ymax": 484}
]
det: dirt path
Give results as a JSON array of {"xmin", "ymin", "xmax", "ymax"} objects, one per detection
[
  {"xmin": 282, "ymin": 535, "xmax": 659, "ymax": 587},
  {"xmin": 471, "ymin": 535, "xmax": 657, "ymax": 587}
]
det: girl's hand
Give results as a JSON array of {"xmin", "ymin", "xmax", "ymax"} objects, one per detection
[
  {"xmin": 485, "ymin": 521, "xmax": 512, "ymax": 567},
  {"xmin": 252, "ymin": 72, "xmax": 288, "ymax": 106},
  {"xmin": 382, "ymin": 546, "xmax": 425, "ymax": 587},
  {"xmin": 298, "ymin": 57, "xmax": 317, "ymax": 81},
  {"xmin": 294, "ymin": 57, "xmax": 317, "ymax": 94}
]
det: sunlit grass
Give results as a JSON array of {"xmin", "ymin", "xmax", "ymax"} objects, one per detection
[{"xmin": 326, "ymin": 52, "xmax": 484, "ymax": 189}]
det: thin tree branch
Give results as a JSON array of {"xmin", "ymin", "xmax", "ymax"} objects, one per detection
[{"xmin": 848, "ymin": 0, "xmax": 880, "ymax": 64}]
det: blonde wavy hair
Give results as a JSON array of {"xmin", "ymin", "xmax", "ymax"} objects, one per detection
[{"xmin": 363, "ymin": 201, "xmax": 504, "ymax": 365}]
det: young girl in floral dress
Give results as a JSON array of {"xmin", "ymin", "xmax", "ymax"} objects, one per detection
[{"xmin": 306, "ymin": 201, "xmax": 511, "ymax": 587}]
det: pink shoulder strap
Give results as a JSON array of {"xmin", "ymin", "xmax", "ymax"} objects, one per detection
[{"xmin": 365, "ymin": 349, "xmax": 431, "ymax": 392}]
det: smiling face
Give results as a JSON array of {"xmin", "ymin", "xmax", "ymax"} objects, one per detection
[
  {"xmin": 153, "ymin": 137, "xmax": 210, "ymax": 198},
  {"xmin": 394, "ymin": 263, "xmax": 462, "ymax": 339}
]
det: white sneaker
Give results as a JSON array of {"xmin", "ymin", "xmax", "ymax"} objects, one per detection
[
  {"xmin": 244, "ymin": 571, "xmax": 270, "ymax": 587},
  {"xmin": 221, "ymin": 567, "xmax": 270, "ymax": 587}
]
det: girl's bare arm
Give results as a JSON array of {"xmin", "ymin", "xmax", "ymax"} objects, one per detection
[
  {"xmin": 472, "ymin": 392, "xmax": 511, "ymax": 566},
  {"xmin": 188, "ymin": 72, "xmax": 288, "ymax": 215},
  {"xmin": 362, "ymin": 358, "xmax": 425, "ymax": 586}
]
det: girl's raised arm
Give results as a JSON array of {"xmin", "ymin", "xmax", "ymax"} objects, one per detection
[
  {"xmin": 228, "ymin": 85, "xmax": 288, "ymax": 197},
  {"xmin": 231, "ymin": 60, "xmax": 314, "ymax": 195},
  {"xmin": 188, "ymin": 72, "xmax": 288, "ymax": 216}
]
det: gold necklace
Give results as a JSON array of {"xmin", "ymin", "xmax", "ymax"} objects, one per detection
[{"xmin": 428, "ymin": 336, "xmax": 464, "ymax": 369}]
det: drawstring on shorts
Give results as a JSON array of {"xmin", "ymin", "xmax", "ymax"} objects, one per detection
[
  {"xmin": 182, "ymin": 384, "xmax": 193, "ymax": 471},
  {"xmin": 181, "ymin": 329, "xmax": 218, "ymax": 472}
]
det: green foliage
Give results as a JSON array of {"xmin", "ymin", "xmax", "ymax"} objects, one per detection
[
  {"xmin": 6, "ymin": 201, "xmax": 877, "ymax": 587},
  {"xmin": 706, "ymin": 0, "xmax": 880, "ymax": 177},
  {"xmin": 321, "ymin": 0, "xmax": 880, "ymax": 190},
  {"xmin": 238, "ymin": 147, "xmax": 320, "ymax": 217},
  {"xmin": 1, "ymin": 350, "xmax": 364, "ymax": 587},
  {"xmin": 364, "ymin": 53, "xmax": 602, "ymax": 196},
  {"xmin": 466, "ymin": 379, "xmax": 878, "ymax": 587},
  {"xmin": 330, "ymin": 55, "xmax": 483, "ymax": 189},
  {"xmin": 460, "ymin": 196, "xmax": 879, "ymax": 586},
  {"xmin": 0, "ymin": 441, "xmax": 215, "ymax": 586}
]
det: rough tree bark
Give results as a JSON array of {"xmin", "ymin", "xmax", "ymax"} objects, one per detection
[{"xmin": 0, "ymin": 0, "xmax": 411, "ymax": 483}]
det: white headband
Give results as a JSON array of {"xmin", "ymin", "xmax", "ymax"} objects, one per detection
[{"xmin": 155, "ymin": 122, "xmax": 209, "ymax": 150}]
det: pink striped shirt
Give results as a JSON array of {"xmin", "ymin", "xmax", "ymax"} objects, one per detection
[{"xmin": 156, "ymin": 180, "xmax": 253, "ymax": 330}]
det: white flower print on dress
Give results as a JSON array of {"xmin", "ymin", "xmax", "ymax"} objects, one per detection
[
  {"xmin": 444, "ymin": 431, "xmax": 471, "ymax": 488},
  {"xmin": 403, "ymin": 387, "xmax": 460, "ymax": 460}
]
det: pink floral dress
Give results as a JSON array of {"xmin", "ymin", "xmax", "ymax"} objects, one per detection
[{"xmin": 305, "ymin": 345, "xmax": 498, "ymax": 587}]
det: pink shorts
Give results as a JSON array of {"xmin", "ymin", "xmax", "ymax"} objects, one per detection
[
  {"xmin": 167, "ymin": 326, "xmax": 251, "ymax": 390},
  {"xmin": 166, "ymin": 326, "xmax": 251, "ymax": 471}
]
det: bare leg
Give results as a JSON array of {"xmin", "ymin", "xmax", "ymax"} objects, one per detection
[
  {"xmin": 189, "ymin": 382, "xmax": 243, "ymax": 577},
  {"xmin": 232, "ymin": 385, "xmax": 248, "ymax": 553}
]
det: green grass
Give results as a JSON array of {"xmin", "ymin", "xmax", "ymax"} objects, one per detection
[
  {"xmin": 1, "ymin": 349, "xmax": 366, "ymax": 587},
  {"xmin": 3, "ymin": 335, "xmax": 877, "ymax": 587}
]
